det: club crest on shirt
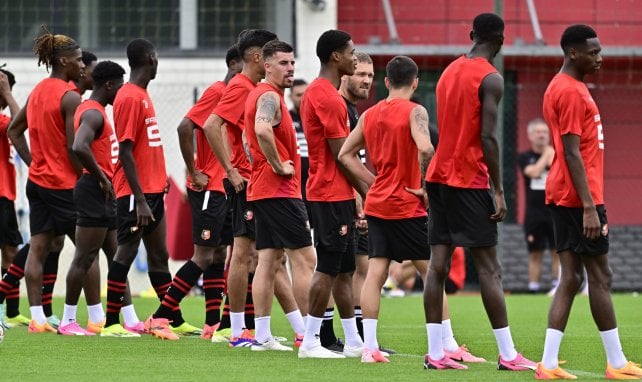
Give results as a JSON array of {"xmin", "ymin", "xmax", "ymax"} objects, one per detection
[
  {"xmin": 339, "ymin": 225, "xmax": 348, "ymax": 236},
  {"xmin": 244, "ymin": 209, "xmax": 254, "ymax": 221},
  {"xmin": 201, "ymin": 229, "xmax": 211, "ymax": 240}
]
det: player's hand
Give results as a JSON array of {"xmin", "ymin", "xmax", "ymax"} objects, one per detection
[
  {"xmin": 583, "ymin": 207, "xmax": 601, "ymax": 240},
  {"xmin": 405, "ymin": 186, "xmax": 428, "ymax": 208},
  {"xmin": 190, "ymin": 171, "xmax": 209, "ymax": 191},
  {"xmin": 356, "ymin": 218, "xmax": 368, "ymax": 235},
  {"xmin": 274, "ymin": 160, "xmax": 295, "ymax": 177},
  {"xmin": 135, "ymin": 198, "xmax": 155, "ymax": 228},
  {"xmin": 99, "ymin": 176, "xmax": 115, "ymax": 203},
  {"xmin": 490, "ymin": 190, "xmax": 507, "ymax": 222},
  {"xmin": 227, "ymin": 168, "xmax": 248, "ymax": 193}
]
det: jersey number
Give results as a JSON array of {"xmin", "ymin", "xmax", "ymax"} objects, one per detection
[
  {"xmin": 597, "ymin": 124, "xmax": 604, "ymax": 150},
  {"xmin": 110, "ymin": 134, "xmax": 119, "ymax": 164},
  {"xmin": 147, "ymin": 124, "xmax": 162, "ymax": 147}
]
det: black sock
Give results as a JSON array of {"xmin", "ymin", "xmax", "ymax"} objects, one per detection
[
  {"xmin": 148, "ymin": 271, "xmax": 183, "ymax": 325},
  {"xmin": 105, "ymin": 261, "xmax": 130, "ymax": 327},
  {"xmin": 0, "ymin": 245, "xmax": 28, "ymax": 309},
  {"xmin": 219, "ymin": 295, "xmax": 231, "ymax": 330},
  {"xmin": 42, "ymin": 250, "xmax": 60, "ymax": 317},
  {"xmin": 155, "ymin": 261, "xmax": 202, "ymax": 323},
  {"xmin": 320, "ymin": 307, "xmax": 338, "ymax": 347},
  {"xmin": 203, "ymin": 262, "xmax": 225, "ymax": 327},
  {"xmin": 354, "ymin": 305, "xmax": 364, "ymax": 340},
  {"xmin": 244, "ymin": 272, "xmax": 255, "ymax": 330}
]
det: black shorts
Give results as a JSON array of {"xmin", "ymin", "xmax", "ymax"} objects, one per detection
[
  {"xmin": 252, "ymin": 198, "xmax": 312, "ymax": 251},
  {"xmin": 74, "ymin": 174, "xmax": 117, "ymax": 230},
  {"xmin": 116, "ymin": 193, "xmax": 165, "ymax": 244},
  {"xmin": 549, "ymin": 204, "xmax": 609, "ymax": 256},
  {"xmin": 223, "ymin": 179, "xmax": 255, "ymax": 240},
  {"xmin": 187, "ymin": 188, "xmax": 232, "ymax": 247},
  {"xmin": 355, "ymin": 233, "xmax": 369, "ymax": 255},
  {"xmin": 309, "ymin": 200, "xmax": 356, "ymax": 276},
  {"xmin": 524, "ymin": 210, "xmax": 555, "ymax": 252},
  {"xmin": 426, "ymin": 182, "xmax": 497, "ymax": 247},
  {"xmin": 26, "ymin": 179, "xmax": 76, "ymax": 236},
  {"xmin": 367, "ymin": 215, "xmax": 430, "ymax": 262},
  {"xmin": 0, "ymin": 197, "xmax": 23, "ymax": 247}
]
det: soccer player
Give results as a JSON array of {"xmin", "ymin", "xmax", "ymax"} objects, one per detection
[
  {"xmin": 244, "ymin": 39, "xmax": 315, "ymax": 352},
  {"xmin": 205, "ymin": 29, "xmax": 308, "ymax": 347},
  {"xmin": 60, "ymin": 60, "xmax": 128, "ymax": 336},
  {"xmin": 536, "ymin": 24, "xmax": 642, "ymax": 380},
  {"xmin": 146, "ymin": 44, "xmax": 243, "ymax": 340},
  {"xmin": 0, "ymin": 67, "xmax": 30, "ymax": 329},
  {"xmin": 298, "ymin": 29, "xmax": 365, "ymax": 359},
  {"xmin": 7, "ymin": 29, "xmax": 85, "ymax": 333},
  {"xmin": 423, "ymin": 13, "xmax": 536, "ymax": 370},
  {"xmin": 339, "ymin": 55, "xmax": 431, "ymax": 363},
  {"xmin": 516, "ymin": 118, "xmax": 559, "ymax": 294},
  {"xmin": 102, "ymin": 38, "xmax": 175, "ymax": 338},
  {"xmin": 336, "ymin": 51, "xmax": 374, "ymax": 350}
]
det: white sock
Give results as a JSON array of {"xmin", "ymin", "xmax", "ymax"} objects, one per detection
[
  {"xmin": 427, "ymin": 323, "xmax": 444, "ymax": 360},
  {"xmin": 600, "ymin": 328, "xmax": 627, "ymax": 369},
  {"xmin": 87, "ymin": 303, "xmax": 105, "ymax": 324},
  {"xmin": 61, "ymin": 304, "xmax": 77, "ymax": 326},
  {"xmin": 541, "ymin": 328, "xmax": 564, "ymax": 369},
  {"xmin": 285, "ymin": 310, "xmax": 305, "ymax": 334},
  {"xmin": 121, "ymin": 304, "xmax": 140, "ymax": 327},
  {"xmin": 301, "ymin": 315, "xmax": 323, "ymax": 349},
  {"xmin": 493, "ymin": 326, "xmax": 518, "ymax": 361},
  {"xmin": 441, "ymin": 319, "xmax": 459, "ymax": 352},
  {"xmin": 230, "ymin": 312, "xmax": 245, "ymax": 338},
  {"xmin": 302, "ymin": 315, "xmax": 307, "ymax": 327},
  {"xmin": 254, "ymin": 315, "xmax": 271, "ymax": 343},
  {"xmin": 529, "ymin": 281, "xmax": 540, "ymax": 291},
  {"xmin": 30, "ymin": 306, "xmax": 47, "ymax": 325},
  {"xmin": 362, "ymin": 318, "xmax": 379, "ymax": 350},
  {"xmin": 340, "ymin": 317, "xmax": 363, "ymax": 348}
]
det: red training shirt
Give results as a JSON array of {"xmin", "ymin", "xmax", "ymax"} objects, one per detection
[
  {"xmin": 212, "ymin": 73, "xmax": 255, "ymax": 179},
  {"xmin": 112, "ymin": 83, "xmax": 167, "ymax": 198},
  {"xmin": 426, "ymin": 56, "xmax": 497, "ymax": 189},
  {"xmin": 26, "ymin": 78, "xmax": 78, "ymax": 189},
  {"xmin": 184, "ymin": 81, "xmax": 227, "ymax": 193},
  {"xmin": 0, "ymin": 114, "xmax": 16, "ymax": 200},
  {"xmin": 363, "ymin": 98, "xmax": 426, "ymax": 219},
  {"xmin": 301, "ymin": 77, "xmax": 353, "ymax": 202},
  {"xmin": 245, "ymin": 83, "xmax": 301, "ymax": 201},
  {"xmin": 73, "ymin": 99, "xmax": 118, "ymax": 180},
  {"xmin": 543, "ymin": 73, "xmax": 604, "ymax": 207}
]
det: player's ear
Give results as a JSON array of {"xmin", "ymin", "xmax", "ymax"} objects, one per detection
[{"xmin": 384, "ymin": 77, "xmax": 390, "ymax": 90}]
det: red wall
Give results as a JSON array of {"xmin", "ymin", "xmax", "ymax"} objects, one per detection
[
  {"xmin": 339, "ymin": 0, "xmax": 642, "ymax": 46},
  {"xmin": 339, "ymin": 1, "xmax": 642, "ymax": 225}
]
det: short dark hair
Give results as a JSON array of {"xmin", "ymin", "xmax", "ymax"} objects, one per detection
[
  {"xmin": 292, "ymin": 78, "xmax": 307, "ymax": 87},
  {"xmin": 126, "ymin": 38, "xmax": 155, "ymax": 69},
  {"xmin": 472, "ymin": 13, "xmax": 504, "ymax": 42},
  {"xmin": 560, "ymin": 24, "xmax": 598, "ymax": 53},
  {"xmin": 262, "ymin": 40, "xmax": 294, "ymax": 61},
  {"xmin": 92, "ymin": 60, "xmax": 126, "ymax": 88},
  {"xmin": 386, "ymin": 56, "xmax": 418, "ymax": 88},
  {"xmin": 237, "ymin": 29, "xmax": 278, "ymax": 60},
  {"xmin": 225, "ymin": 44, "xmax": 241, "ymax": 67},
  {"xmin": 0, "ymin": 68, "xmax": 15, "ymax": 88},
  {"xmin": 316, "ymin": 29, "xmax": 351, "ymax": 64},
  {"xmin": 82, "ymin": 50, "xmax": 97, "ymax": 66}
]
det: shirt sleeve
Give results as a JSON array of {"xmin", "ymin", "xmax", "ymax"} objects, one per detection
[
  {"xmin": 114, "ymin": 96, "xmax": 141, "ymax": 143},
  {"xmin": 185, "ymin": 85, "xmax": 223, "ymax": 128},
  {"xmin": 558, "ymin": 87, "xmax": 585, "ymax": 137},
  {"xmin": 318, "ymin": 95, "xmax": 349, "ymax": 139},
  {"xmin": 213, "ymin": 84, "xmax": 244, "ymax": 127},
  {"xmin": 0, "ymin": 114, "xmax": 10, "ymax": 136}
]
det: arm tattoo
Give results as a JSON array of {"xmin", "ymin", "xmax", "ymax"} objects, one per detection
[
  {"xmin": 244, "ymin": 142, "xmax": 253, "ymax": 165},
  {"xmin": 256, "ymin": 95, "xmax": 277, "ymax": 125},
  {"xmin": 414, "ymin": 108, "xmax": 429, "ymax": 136}
]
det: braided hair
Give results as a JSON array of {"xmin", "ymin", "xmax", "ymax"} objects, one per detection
[{"xmin": 33, "ymin": 26, "xmax": 79, "ymax": 71}]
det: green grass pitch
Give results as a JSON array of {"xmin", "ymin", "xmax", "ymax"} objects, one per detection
[{"xmin": 1, "ymin": 294, "xmax": 640, "ymax": 381}]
